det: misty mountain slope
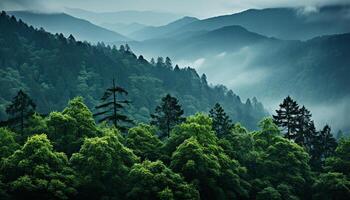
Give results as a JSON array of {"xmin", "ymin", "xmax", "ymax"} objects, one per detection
[
  {"xmin": 0, "ymin": 11, "xmax": 267, "ymax": 130},
  {"xmin": 100, "ymin": 22, "xmax": 147, "ymax": 35},
  {"xmin": 130, "ymin": 16, "xmax": 199, "ymax": 40},
  {"xmin": 128, "ymin": 25, "xmax": 276, "ymax": 59},
  {"xmin": 65, "ymin": 8, "xmax": 182, "ymax": 26},
  {"xmin": 164, "ymin": 5, "xmax": 350, "ymax": 40},
  {"xmin": 127, "ymin": 22, "xmax": 350, "ymax": 131},
  {"xmin": 8, "ymin": 11, "xmax": 129, "ymax": 43}
]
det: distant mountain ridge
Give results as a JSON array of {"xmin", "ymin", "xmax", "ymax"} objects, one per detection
[
  {"xmin": 0, "ymin": 11, "xmax": 267, "ymax": 130},
  {"xmin": 129, "ymin": 5, "xmax": 350, "ymax": 41},
  {"xmin": 65, "ymin": 8, "xmax": 183, "ymax": 26},
  {"xmin": 8, "ymin": 10, "xmax": 129, "ymax": 43},
  {"xmin": 130, "ymin": 16, "xmax": 199, "ymax": 40}
]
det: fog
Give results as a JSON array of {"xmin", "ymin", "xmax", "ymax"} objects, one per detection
[{"xmin": 1, "ymin": 0, "xmax": 350, "ymax": 18}]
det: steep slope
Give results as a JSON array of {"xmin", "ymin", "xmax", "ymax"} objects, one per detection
[
  {"xmin": 129, "ymin": 25, "xmax": 273, "ymax": 59},
  {"xmin": 128, "ymin": 22, "xmax": 350, "ymax": 131},
  {"xmin": 8, "ymin": 11, "xmax": 129, "ymax": 43},
  {"xmin": 130, "ymin": 16, "xmax": 199, "ymax": 40},
  {"xmin": 0, "ymin": 11, "xmax": 267, "ymax": 129}
]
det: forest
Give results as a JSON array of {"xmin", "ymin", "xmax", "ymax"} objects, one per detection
[
  {"xmin": 0, "ymin": 11, "xmax": 266, "ymax": 130},
  {"xmin": 0, "ymin": 10, "xmax": 350, "ymax": 200},
  {"xmin": 0, "ymin": 84, "xmax": 349, "ymax": 200}
]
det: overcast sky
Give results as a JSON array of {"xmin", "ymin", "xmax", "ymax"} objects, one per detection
[{"xmin": 1, "ymin": 0, "xmax": 349, "ymax": 18}]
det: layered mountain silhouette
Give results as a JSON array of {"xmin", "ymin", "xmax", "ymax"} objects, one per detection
[
  {"xmin": 8, "ymin": 11, "xmax": 129, "ymax": 43},
  {"xmin": 130, "ymin": 5, "xmax": 350, "ymax": 41},
  {"xmin": 65, "ymin": 8, "xmax": 182, "ymax": 26}
]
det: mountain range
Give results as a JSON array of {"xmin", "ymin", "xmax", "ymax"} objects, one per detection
[
  {"xmin": 65, "ymin": 8, "xmax": 182, "ymax": 26},
  {"xmin": 3, "ymin": 5, "xmax": 350, "ymax": 132},
  {"xmin": 7, "ymin": 11, "xmax": 129, "ymax": 43},
  {"xmin": 0, "ymin": 11, "xmax": 267, "ymax": 130},
  {"xmin": 130, "ymin": 5, "xmax": 350, "ymax": 41}
]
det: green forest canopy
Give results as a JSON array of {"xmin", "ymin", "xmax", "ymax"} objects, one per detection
[{"xmin": 0, "ymin": 97, "xmax": 349, "ymax": 199}]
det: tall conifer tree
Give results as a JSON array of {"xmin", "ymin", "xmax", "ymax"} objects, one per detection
[
  {"xmin": 209, "ymin": 103, "xmax": 232, "ymax": 137},
  {"xmin": 94, "ymin": 79, "xmax": 132, "ymax": 131},
  {"xmin": 273, "ymin": 96, "xmax": 300, "ymax": 139},
  {"xmin": 150, "ymin": 94, "xmax": 185, "ymax": 138},
  {"xmin": 5, "ymin": 90, "xmax": 36, "ymax": 134}
]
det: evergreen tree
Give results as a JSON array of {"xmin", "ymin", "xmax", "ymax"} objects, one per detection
[
  {"xmin": 150, "ymin": 58, "xmax": 156, "ymax": 66},
  {"xmin": 319, "ymin": 125, "xmax": 337, "ymax": 159},
  {"xmin": 201, "ymin": 74, "xmax": 208, "ymax": 85},
  {"xmin": 165, "ymin": 57, "xmax": 172, "ymax": 69},
  {"xmin": 209, "ymin": 103, "xmax": 232, "ymax": 137},
  {"xmin": 125, "ymin": 43, "xmax": 131, "ymax": 52},
  {"xmin": 5, "ymin": 90, "xmax": 36, "ymax": 134},
  {"xmin": 150, "ymin": 94, "xmax": 185, "ymax": 138},
  {"xmin": 294, "ymin": 106, "xmax": 313, "ymax": 146},
  {"xmin": 273, "ymin": 96, "xmax": 300, "ymax": 139},
  {"xmin": 94, "ymin": 79, "xmax": 132, "ymax": 131}
]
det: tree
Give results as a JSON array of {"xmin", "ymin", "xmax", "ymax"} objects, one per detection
[
  {"xmin": 256, "ymin": 187, "xmax": 281, "ymax": 200},
  {"xmin": 46, "ymin": 97, "xmax": 98, "ymax": 155},
  {"xmin": 253, "ymin": 118, "xmax": 313, "ymax": 199},
  {"xmin": 319, "ymin": 125, "xmax": 337, "ymax": 159},
  {"xmin": 125, "ymin": 124, "xmax": 162, "ymax": 161},
  {"xmin": 0, "ymin": 134, "xmax": 78, "ymax": 199},
  {"xmin": 127, "ymin": 160, "xmax": 199, "ymax": 200},
  {"xmin": 165, "ymin": 57, "xmax": 172, "ymax": 69},
  {"xmin": 70, "ymin": 131, "xmax": 138, "ymax": 199},
  {"xmin": 201, "ymin": 74, "xmax": 208, "ymax": 85},
  {"xmin": 0, "ymin": 128, "xmax": 19, "ymax": 159},
  {"xmin": 150, "ymin": 94, "xmax": 185, "ymax": 138},
  {"xmin": 312, "ymin": 172, "xmax": 350, "ymax": 200},
  {"xmin": 94, "ymin": 79, "xmax": 133, "ymax": 131},
  {"xmin": 209, "ymin": 103, "xmax": 232, "ymax": 137},
  {"xmin": 325, "ymin": 138, "xmax": 350, "ymax": 176},
  {"xmin": 150, "ymin": 58, "xmax": 156, "ymax": 65},
  {"xmin": 273, "ymin": 96, "xmax": 299, "ymax": 139},
  {"xmin": 5, "ymin": 90, "xmax": 36, "ymax": 135},
  {"xmin": 294, "ymin": 106, "xmax": 313, "ymax": 146},
  {"xmin": 167, "ymin": 114, "xmax": 250, "ymax": 200}
]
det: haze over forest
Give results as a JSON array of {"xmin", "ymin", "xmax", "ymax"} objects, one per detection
[
  {"xmin": 1, "ymin": 0, "xmax": 350, "ymax": 200},
  {"xmin": 3, "ymin": 0, "xmax": 349, "ymax": 132}
]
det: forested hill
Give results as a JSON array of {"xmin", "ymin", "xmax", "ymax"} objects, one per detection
[{"xmin": 0, "ymin": 11, "xmax": 266, "ymax": 129}]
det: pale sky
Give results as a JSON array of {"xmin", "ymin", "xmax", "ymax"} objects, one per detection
[{"xmin": 1, "ymin": 0, "xmax": 349, "ymax": 18}]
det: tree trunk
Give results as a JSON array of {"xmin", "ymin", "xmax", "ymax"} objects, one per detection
[{"xmin": 113, "ymin": 79, "xmax": 117, "ymax": 128}]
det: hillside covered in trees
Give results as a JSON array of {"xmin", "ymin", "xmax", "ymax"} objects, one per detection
[
  {"xmin": 0, "ymin": 10, "xmax": 350, "ymax": 200},
  {"xmin": 0, "ymin": 11, "xmax": 266, "ymax": 130}
]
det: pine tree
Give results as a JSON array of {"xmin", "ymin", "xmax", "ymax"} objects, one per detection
[
  {"xmin": 5, "ymin": 90, "xmax": 36, "ymax": 134},
  {"xmin": 295, "ymin": 106, "xmax": 313, "ymax": 146},
  {"xmin": 150, "ymin": 94, "xmax": 185, "ymax": 138},
  {"xmin": 150, "ymin": 58, "xmax": 156, "ymax": 66},
  {"xmin": 319, "ymin": 125, "xmax": 337, "ymax": 159},
  {"xmin": 165, "ymin": 57, "xmax": 172, "ymax": 69},
  {"xmin": 94, "ymin": 79, "xmax": 132, "ymax": 131},
  {"xmin": 201, "ymin": 74, "xmax": 208, "ymax": 85},
  {"xmin": 273, "ymin": 96, "xmax": 300, "ymax": 139},
  {"xmin": 209, "ymin": 103, "xmax": 232, "ymax": 137}
]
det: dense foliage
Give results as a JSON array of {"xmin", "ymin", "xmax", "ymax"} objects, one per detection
[
  {"xmin": 0, "ymin": 11, "xmax": 349, "ymax": 200},
  {"xmin": 0, "ymin": 96, "xmax": 348, "ymax": 200},
  {"xmin": 0, "ymin": 11, "xmax": 266, "ymax": 130}
]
